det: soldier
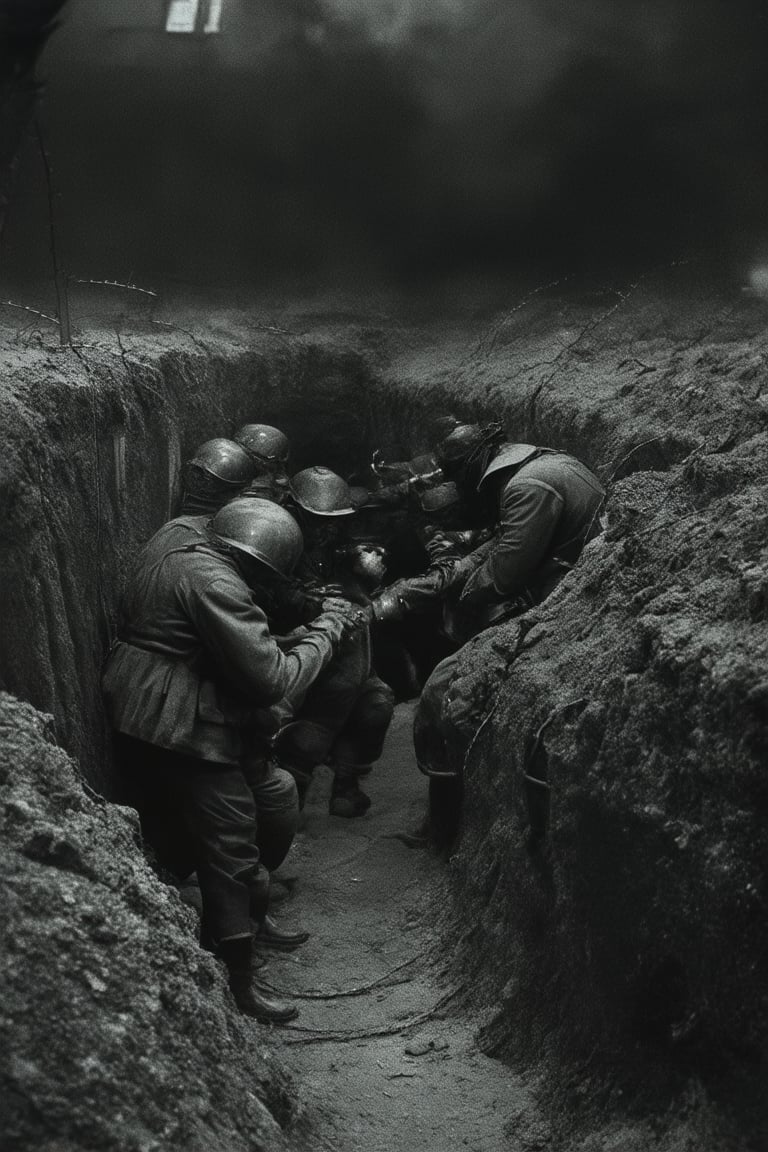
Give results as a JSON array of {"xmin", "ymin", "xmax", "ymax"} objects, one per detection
[
  {"xmin": 371, "ymin": 480, "xmax": 492, "ymax": 642},
  {"xmin": 103, "ymin": 498, "xmax": 358, "ymax": 1022},
  {"xmin": 438, "ymin": 423, "xmax": 605, "ymax": 616},
  {"xmin": 410, "ymin": 423, "xmax": 606, "ymax": 846},
  {"xmin": 363, "ymin": 414, "xmax": 461, "ymax": 511},
  {"xmin": 178, "ymin": 438, "xmax": 256, "ymax": 515},
  {"xmin": 276, "ymin": 466, "xmax": 395, "ymax": 818},
  {"xmin": 234, "ymin": 422, "xmax": 291, "ymax": 504}
]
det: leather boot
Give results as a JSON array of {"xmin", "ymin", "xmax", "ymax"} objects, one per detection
[
  {"xmin": 218, "ymin": 937, "xmax": 298, "ymax": 1023},
  {"xmin": 254, "ymin": 913, "xmax": 310, "ymax": 952},
  {"xmin": 329, "ymin": 773, "xmax": 371, "ymax": 818}
]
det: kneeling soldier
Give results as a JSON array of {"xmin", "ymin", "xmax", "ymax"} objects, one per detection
[{"xmin": 276, "ymin": 466, "xmax": 395, "ymax": 817}]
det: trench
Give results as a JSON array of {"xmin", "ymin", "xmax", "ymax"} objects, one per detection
[
  {"xmin": 2, "ymin": 285, "xmax": 767, "ymax": 1151},
  {"xmin": 258, "ymin": 705, "xmax": 537, "ymax": 1152}
]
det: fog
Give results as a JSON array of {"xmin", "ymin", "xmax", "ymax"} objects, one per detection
[{"xmin": 3, "ymin": 0, "xmax": 768, "ymax": 288}]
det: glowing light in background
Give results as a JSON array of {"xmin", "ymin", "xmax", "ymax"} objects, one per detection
[
  {"xmin": 204, "ymin": 0, "xmax": 223, "ymax": 35},
  {"xmin": 166, "ymin": 0, "xmax": 199, "ymax": 34}
]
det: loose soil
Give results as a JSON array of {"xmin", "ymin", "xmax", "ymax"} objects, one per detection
[
  {"xmin": 2, "ymin": 269, "xmax": 767, "ymax": 1149},
  {"xmin": 270, "ymin": 704, "xmax": 541, "ymax": 1152}
]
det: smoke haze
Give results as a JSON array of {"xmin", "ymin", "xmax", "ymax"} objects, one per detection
[{"xmin": 3, "ymin": 0, "xmax": 768, "ymax": 287}]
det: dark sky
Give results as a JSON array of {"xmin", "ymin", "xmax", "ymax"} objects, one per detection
[{"xmin": 4, "ymin": 0, "xmax": 768, "ymax": 287}]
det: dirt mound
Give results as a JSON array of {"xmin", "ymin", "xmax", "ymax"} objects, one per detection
[
  {"xmin": 449, "ymin": 431, "xmax": 768, "ymax": 1149},
  {"xmin": 0, "ymin": 692, "xmax": 300, "ymax": 1152}
]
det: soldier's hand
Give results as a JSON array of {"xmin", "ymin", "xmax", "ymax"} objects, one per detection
[
  {"xmin": 318, "ymin": 599, "xmax": 370, "ymax": 637},
  {"xmin": 318, "ymin": 583, "xmax": 346, "ymax": 599},
  {"xmin": 321, "ymin": 595, "xmax": 355, "ymax": 615},
  {"xmin": 370, "ymin": 586, "xmax": 406, "ymax": 625},
  {"xmin": 339, "ymin": 604, "xmax": 372, "ymax": 636}
]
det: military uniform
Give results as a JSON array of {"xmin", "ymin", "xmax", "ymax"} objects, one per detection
[
  {"xmin": 413, "ymin": 443, "xmax": 605, "ymax": 838},
  {"xmin": 459, "ymin": 444, "xmax": 605, "ymax": 612},
  {"xmin": 103, "ymin": 516, "xmax": 345, "ymax": 945},
  {"xmin": 276, "ymin": 468, "xmax": 395, "ymax": 815},
  {"xmin": 278, "ymin": 516, "xmax": 394, "ymax": 813}
]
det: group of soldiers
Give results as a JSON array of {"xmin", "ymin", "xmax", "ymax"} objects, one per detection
[{"xmin": 102, "ymin": 415, "xmax": 605, "ymax": 1023}]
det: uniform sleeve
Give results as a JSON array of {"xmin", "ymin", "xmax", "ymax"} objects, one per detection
[
  {"xmin": 460, "ymin": 479, "xmax": 563, "ymax": 604},
  {"xmin": 389, "ymin": 538, "xmax": 494, "ymax": 615},
  {"xmin": 183, "ymin": 574, "xmax": 336, "ymax": 706}
]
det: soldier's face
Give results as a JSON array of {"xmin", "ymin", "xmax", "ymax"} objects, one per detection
[{"xmin": 351, "ymin": 545, "xmax": 387, "ymax": 584}]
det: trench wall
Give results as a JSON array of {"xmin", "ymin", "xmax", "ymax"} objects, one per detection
[
  {"xmin": 1, "ymin": 290, "xmax": 767, "ymax": 1149},
  {"xmin": 0, "ymin": 335, "xmax": 381, "ymax": 789},
  {"xmin": 1, "ymin": 306, "xmax": 691, "ymax": 791}
]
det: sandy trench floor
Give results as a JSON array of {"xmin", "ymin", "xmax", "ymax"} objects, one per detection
[{"xmin": 258, "ymin": 704, "xmax": 536, "ymax": 1152}]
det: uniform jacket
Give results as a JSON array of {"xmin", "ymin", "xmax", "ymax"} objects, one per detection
[
  {"xmin": 102, "ymin": 517, "xmax": 340, "ymax": 764},
  {"xmin": 460, "ymin": 447, "xmax": 605, "ymax": 606}
]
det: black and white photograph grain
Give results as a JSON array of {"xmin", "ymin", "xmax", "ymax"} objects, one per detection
[{"xmin": 1, "ymin": 3, "xmax": 767, "ymax": 1151}]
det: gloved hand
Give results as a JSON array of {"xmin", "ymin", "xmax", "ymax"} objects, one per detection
[
  {"xmin": 317, "ymin": 598, "xmax": 370, "ymax": 637},
  {"xmin": 370, "ymin": 585, "xmax": 406, "ymax": 624},
  {"xmin": 307, "ymin": 611, "xmax": 348, "ymax": 646}
]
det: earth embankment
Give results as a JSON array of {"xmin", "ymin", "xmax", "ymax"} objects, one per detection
[{"xmin": 0, "ymin": 272, "xmax": 766, "ymax": 1148}]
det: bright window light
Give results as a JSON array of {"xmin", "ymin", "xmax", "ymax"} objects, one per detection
[
  {"xmin": 166, "ymin": 0, "xmax": 199, "ymax": 34},
  {"xmin": 204, "ymin": 0, "xmax": 223, "ymax": 34}
]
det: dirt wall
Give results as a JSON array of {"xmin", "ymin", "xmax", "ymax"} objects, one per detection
[
  {"xmin": 0, "ymin": 279, "xmax": 767, "ymax": 1148},
  {"xmin": 0, "ymin": 691, "xmax": 300, "ymax": 1151},
  {"xmin": 0, "ymin": 329, "xmax": 380, "ymax": 789}
]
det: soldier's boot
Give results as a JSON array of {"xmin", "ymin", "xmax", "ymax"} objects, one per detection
[
  {"xmin": 218, "ymin": 937, "xmax": 298, "ymax": 1023},
  {"xmin": 329, "ymin": 764, "xmax": 372, "ymax": 818},
  {"xmin": 253, "ymin": 913, "xmax": 310, "ymax": 952},
  {"xmin": 200, "ymin": 922, "xmax": 268, "ymax": 968}
]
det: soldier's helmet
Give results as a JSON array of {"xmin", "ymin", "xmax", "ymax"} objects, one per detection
[
  {"xmin": 435, "ymin": 423, "xmax": 486, "ymax": 468},
  {"xmin": 187, "ymin": 438, "xmax": 255, "ymax": 486},
  {"xmin": 211, "ymin": 498, "xmax": 303, "ymax": 577},
  {"xmin": 432, "ymin": 414, "xmax": 463, "ymax": 439},
  {"xmin": 234, "ymin": 424, "xmax": 290, "ymax": 471},
  {"xmin": 290, "ymin": 466, "xmax": 356, "ymax": 516}
]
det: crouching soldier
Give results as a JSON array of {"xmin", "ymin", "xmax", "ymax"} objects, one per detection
[
  {"xmin": 102, "ymin": 498, "xmax": 355, "ymax": 1021},
  {"xmin": 276, "ymin": 466, "xmax": 395, "ymax": 817},
  {"xmin": 412, "ymin": 423, "xmax": 606, "ymax": 846}
]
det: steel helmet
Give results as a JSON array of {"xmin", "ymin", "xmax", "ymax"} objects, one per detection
[
  {"xmin": 432, "ymin": 414, "xmax": 462, "ymax": 438},
  {"xmin": 435, "ymin": 423, "xmax": 486, "ymax": 467},
  {"xmin": 211, "ymin": 498, "xmax": 303, "ymax": 577},
  {"xmin": 188, "ymin": 439, "xmax": 256, "ymax": 486},
  {"xmin": 290, "ymin": 466, "xmax": 356, "ymax": 516},
  {"xmin": 234, "ymin": 424, "xmax": 290, "ymax": 470}
]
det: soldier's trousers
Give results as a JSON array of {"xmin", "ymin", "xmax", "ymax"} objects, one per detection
[
  {"xmin": 277, "ymin": 630, "xmax": 395, "ymax": 778},
  {"xmin": 412, "ymin": 651, "xmax": 484, "ymax": 843},
  {"xmin": 118, "ymin": 735, "xmax": 298, "ymax": 943}
]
